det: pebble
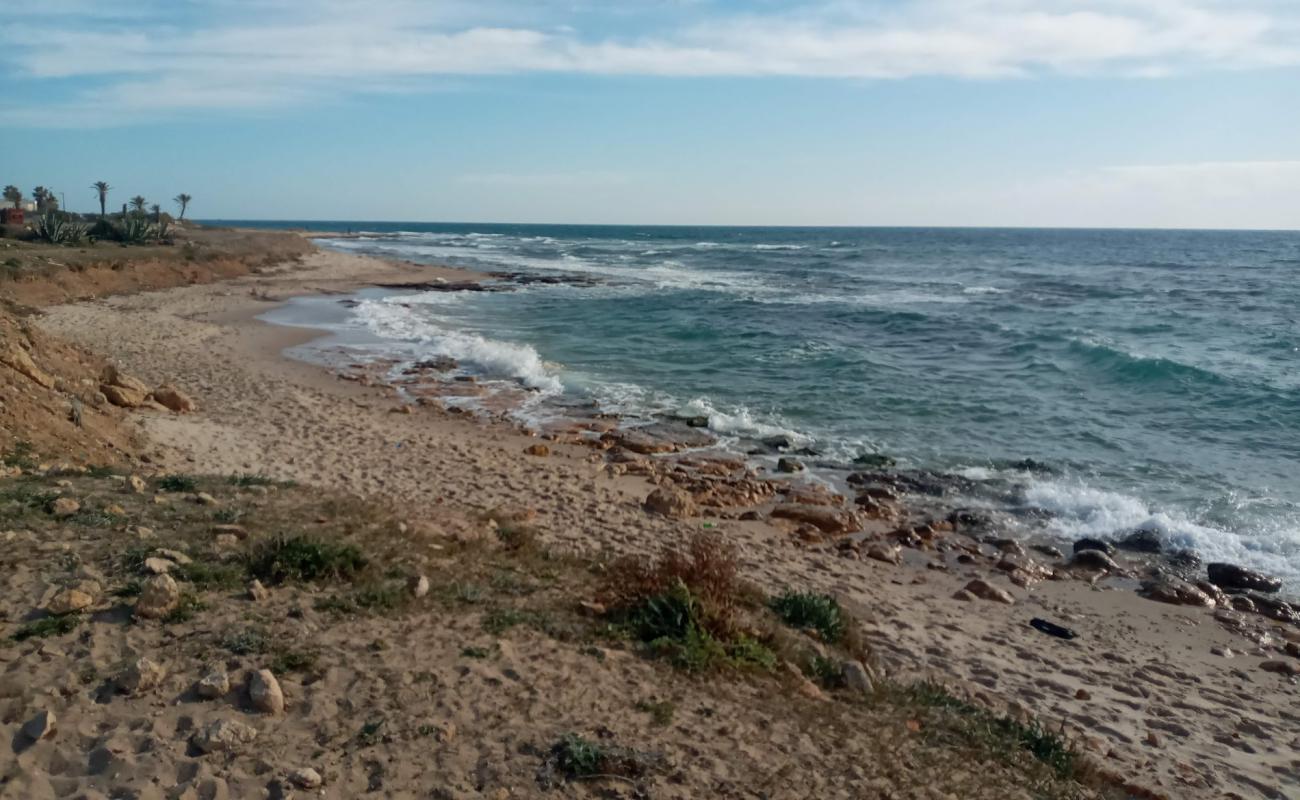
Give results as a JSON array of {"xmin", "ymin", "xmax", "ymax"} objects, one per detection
[
  {"xmin": 21, "ymin": 709, "xmax": 56, "ymax": 741},
  {"xmin": 116, "ymin": 656, "xmax": 166, "ymax": 695},
  {"xmin": 408, "ymin": 574, "xmax": 430, "ymax": 598},
  {"xmin": 290, "ymin": 768, "xmax": 323, "ymax": 790},
  {"xmin": 247, "ymin": 579, "xmax": 270, "ymax": 602},
  {"xmin": 196, "ymin": 668, "xmax": 230, "ymax": 700}
]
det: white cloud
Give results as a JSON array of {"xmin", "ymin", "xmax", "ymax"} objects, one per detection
[{"xmin": 1, "ymin": 0, "xmax": 1298, "ymax": 124}]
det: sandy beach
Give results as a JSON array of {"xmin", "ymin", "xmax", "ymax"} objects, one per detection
[{"xmin": 10, "ymin": 243, "xmax": 1293, "ymax": 799}]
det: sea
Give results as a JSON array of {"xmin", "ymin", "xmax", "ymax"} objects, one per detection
[{"xmin": 217, "ymin": 221, "xmax": 1300, "ymax": 591}]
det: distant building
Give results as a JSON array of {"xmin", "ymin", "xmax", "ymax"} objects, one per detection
[{"xmin": 0, "ymin": 208, "xmax": 24, "ymax": 225}]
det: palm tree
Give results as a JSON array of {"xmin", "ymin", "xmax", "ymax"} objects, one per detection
[
  {"xmin": 3, "ymin": 185, "xmax": 22, "ymax": 210},
  {"xmin": 150, "ymin": 203, "xmax": 161, "ymax": 223},
  {"xmin": 174, "ymin": 193, "xmax": 192, "ymax": 221},
  {"xmin": 32, "ymin": 186, "xmax": 49, "ymax": 213},
  {"xmin": 91, "ymin": 181, "xmax": 111, "ymax": 217},
  {"xmin": 129, "ymin": 196, "xmax": 147, "ymax": 215}
]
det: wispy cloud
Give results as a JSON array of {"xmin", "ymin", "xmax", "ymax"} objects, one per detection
[{"xmin": 2, "ymin": 0, "xmax": 1298, "ymax": 125}]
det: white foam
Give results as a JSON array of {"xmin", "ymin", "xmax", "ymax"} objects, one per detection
[
  {"xmin": 963, "ymin": 286, "xmax": 1008, "ymax": 295},
  {"xmin": 355, "ymin": 299, "xmax": 563, "ymax": 393},
  {"xmin": 1024, "ymin": 479, "xmax": 1300, "ymax": 590},
  {"xmin": 752, "ymin": 244, "xmax": 806, "ymax": 251}
]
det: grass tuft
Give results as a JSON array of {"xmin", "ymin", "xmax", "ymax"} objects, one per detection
[
  {"xmin": 769, "ymin": 590, "xmax": 846, "ymax": 643},
  {"xmin": 13, "ymin": 614, "xmax": 82, "ymax": 641},
  {"xmin": 246, "ymin": 535, "xmax": 366, "ymax": 584},
  {"xmin": 156, "ymin": 474, "xmax": 198, "ymax": 493}
]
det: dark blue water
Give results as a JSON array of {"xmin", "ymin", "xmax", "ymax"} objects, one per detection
[{"xmin": 229, "ymin": 221, "xmax": 1300, "ymax": 589}]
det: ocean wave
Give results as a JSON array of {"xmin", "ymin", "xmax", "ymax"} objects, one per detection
[
  {"xmin": 355, "ymin": 299, "xmax": 563, "ymax": 393},
  {"xmin": 962, "ymin": 286, "xmax": 1008, "ymax": 295},
  {"xmin": 752, "ymin": 244, "xmax": 806, "ymax": 251},
  {"xmin": 1066, "ymin": 337, "xmax": 1229, "ymax": 387},
  {"xmin": 1022, "ymin": 479, "xmax": 1300, "ymax": 590}
]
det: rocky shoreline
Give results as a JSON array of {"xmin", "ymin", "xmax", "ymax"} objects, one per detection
[{"xmin": 21, "ymin": 244, "xmax": 1300, "ymax": 798}]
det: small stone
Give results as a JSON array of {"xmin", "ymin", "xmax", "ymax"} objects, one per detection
[
  {"xmin": 842, "ymin": 660, "xmax": 875, "ymax": 693},
  {"xmin": 21, "ymin": 709, "xmax": 56, "ymax": 741},
  {"xmin": 524, "ymin": 443, "xmax": 550, "ymax": 457},
  {"xmin": 151, "ymin": 384, "xmax": 197, "ymax": 414},
  {"xmin": 247, "ymin": 580, "xmax": 269, "ymax": 602},
  {"xmin": 196, "ymin": 669, "xmax": 229, "ymax": 700},
  {"xmin": 116, "ymin": 656, "xmax": 166, "ymax": 695},
  {"xmin": 214, "ymin": 534, "xmax": 239, "ymax": 550},
  {"xmin": 45, "ymin": 588, "xmax": 94, "ymax": 615},
  {"xmin": 963, "ymin": 579, "xmax": 1015, "ymax": 604},
  {"xmin": 408, "ymin": 574, "xmax": 430, "ymax": 598},
  {"xmin": 1070, "ymin": 549, "xmax": 1121, "ymax": 572},
  {"xmin": 143, "ymin": 557, "xmax": 176, "ymax": 575},
  {"xmin": 134, "ymin": 574, "xmax": 180, "ymax": 619},
  {"xmin": 1260, "ymin": 660, "xmax": 1300, "ymax": 677},
  {"xmin": 248, "ymin": 669, "xmax": 285, "ymax": 714},
  {"xmin": 211, "ymin": 523, "xmax": 248, "ymax": 539},
  {"xmin": 191, "ymin": 719, "xmax": 258, "ymax": 754},
  {"xmin": 193, "ymin": 492, "xmax": 219, "ymax": 506},
  {"xmin": 1146, "ymin": 730, "xmax": 1162, "ymax": 748},
  {"xmin": 49, "ymin": 497, "xmax": 80, "ymax": 518},
  {"xmin": 155, "ymin": 548, "xmax": 192, "ymax": 565},
  {"xmin": 127, "ymin": 475, "xmax": 147, "ymax": 493},
  {"xmin": 951, "ymin": 589, "xmax": 977, "ymax": 602},
  {"xmin": 1075, "ymin": 689, "xmax": 1091, "ymax": 701},
  {"xmin": 866, "ymin": 543, "xmax": 900, "ymax": 565},
  {"xmin": 289, "ymin": 768, "xmax": 322, "ymax": 790},
  {"xmin": 776, "ymin": 457, "xmax": 804, "ymax": 473},
  {"xmin": 1211, "ymin": 646, "xmax": 1234, "ymax": 658}
]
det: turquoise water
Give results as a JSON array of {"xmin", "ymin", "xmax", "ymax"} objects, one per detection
[{"xmin": 237, "ymin": 222, "xmax": 1300, "ymax": 589}]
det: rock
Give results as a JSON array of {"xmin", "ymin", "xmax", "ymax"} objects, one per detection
[
  {"xmin": 963, "ymin": 579, "xmax": 1015, "ymax": 604},
  {"xmin": 1206, "ymin": 563, "xmax": 1282, "ymax": 594},
  {"xmin": 852, "ymin": 453, "xmax": 896, "ymax": 468},
  {"xmin": 764, "ymin": 435, "xmax": 796, "ymax": 451},
  {"xmin": 951, "ymin": 589, "xmax": 977, "ymax": 602},
  {"xmin": 408, "ymin": 574, "xmax": 430, "ymax": 598},
  {"xmin": 770, "ymin": 504, "xmax": 858, "ymax": 535},
  {"xmin": 611, "ymin": 423, "xmax": 717, "ymax": 454},
  {"xmin": 211, "ymin": 523, "xmax": 248, "ymax": 539},
  {"xmin": 1031, "ymin": 544, "xmax": 1065, "ymax": 560},
  {"xmin": 45, "ymin": 587, "xmax": 94, "ymax": 615},
  {"xmin": 1140, "ymin": 577, "xmax": 1215, "ymax": 607},
  {"xmin": 2, "ymin": 344, "xmax": 56, "ymax": 389},
  {"xmin": 134, "ymin": 574, "xmax": 180, "ymax": 619},
  {"xmin": 196, "ymin": 669, "xmax": 229, "ymax": 700},
  {"xmin": 21, "ymin": 709, "xmax": 56, "ymax": 741},
  {"xmin": 116, "ymin": 656, "xmax": 165, "ymax": 695},
  {"xmin": 1073, "ymin": 537, "xmax": 1115, "ymax": 555},
  {"xmin": 191, "ymin": 719, "xmax": 258, "ymax": 754},
  {"xmin": 289, "ymin": 768, "xmax": 323, "ymax": 790},
  {"xmin": 523, "ymin": 443, "xmax": 550, "ymax": 457},
  {"xmin": 100, "ymin": 384, "xmax": 148, "ymax": 408},
  {"xmin": 48, "ymin": 497, "xmax": 80, "ymax": 518},
  {"xmin": 866, "ymin": 543, "xmax": 900, "ymax": 565},
  {"xmin": 248, "ymin": 669, "xmax": 284, "ymax": 714},
  {"xmin": 1118, "ymin": 528, "xmax": 1163, "ymax": 553},
  {"xmin": 776, "ymin": 457, "xmax": 804, "ymax": 473},
  {"xmin": 127, "ymin": 475, "xmax": 147, "ymax": 493},
  {"xmin": 1211, "ymin": 646, "xmax": 1234, "ymax": 658},
  {"xmin": 193, "ymin": 492, "xmax": 219, "ymax": 506},
  {"xmin": 214, "ymin": 533, "xmax": 239, "ymax": 550},
  {"xmin": 247, "ymin": 579, "xmax": 270, "ymax": 602},
  {"xmin": 1075, "ymin": 689, "xmax": 1091, "ymax": 701},
  {"xmin": 1070, "ymin": 549, "xmax": 1121, "ymax": 572},
  {"xmin": 1260, "ymin": 660, "xmax": 1300, "ymax": 677},
  {"xmin": 142, "ymin": 557, "xmax": 176, "ymax": 575},
  {"xmin": 643, "ymin": 486, "xmax": 696, "ymax": 518},
  {"xmin": 842, "ymin": 660, "xmax": 874, "ymax": 693},
  {"xmin": 151, "ymin": 384, "xmax": 196, "ymax": 413}
]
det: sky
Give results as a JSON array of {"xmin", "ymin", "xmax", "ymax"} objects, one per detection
[{"xmin": 1, "ymin": 0, "xmax": 1298, "ymax": 228}]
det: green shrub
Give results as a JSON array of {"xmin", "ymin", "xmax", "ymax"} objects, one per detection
[
  {"xmin": 156, "ymin": 474, "xmax": 198, "ymax": 492},
  {"xmin": 13, "ymin": 614, "xmax": 82, "ymax": 641},
  {"xmin": 33, "ymin": 212, "xmax": 87, "ymax": 245},
  {"xmin": 769, "ymin": 591, "xmax": 846, "ymax": 643},
  {"xmin": 247, "ymin": 536, "xmax": 367, "ymax": 584}
]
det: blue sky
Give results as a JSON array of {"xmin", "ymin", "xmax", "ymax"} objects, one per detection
[{"xmin": 2, "ymin": 0, "xmax": 1298, "ymax": 228}]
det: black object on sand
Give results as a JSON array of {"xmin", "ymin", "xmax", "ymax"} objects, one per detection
[{"xmin": 1029, "ymin": 618, "xmax": 1077, "ymax": 640}]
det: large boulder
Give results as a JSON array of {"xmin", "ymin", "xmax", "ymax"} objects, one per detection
[
  {"xmin": 643, "ymin": 486, "xmax": 696, "ymax": 519},
  {"xmin": 248, "ymin": 669, "xmax": 285, "ymax": 715},
  {"xmin": 134, "ymin": 574, "xmax": 180, "ymax": 619},
  {"xmin": 610, "ymin": 423, "xmax": 717, "ymax": 455},
  {"xmin": 151, "ymin": 384, "xmax": 196, "ymax": 413},
  {"xmin": 770, "ymin": 504, "xmax": 859, "ymax": 535},
  {"xmin": 2, "ymin": 344, "xmax": 55, "ymax": 389},
  {"xmin": 1140, "ymin": 577, "xmax": 1215, "ymax": 607},
  {"xmin": 1072, "ymin": 537, "xmax": 1115, "ymax": 555},
  {"xmin": 1206, "ymin": 563, "xmax": 1281, "ymax": 594},
  {"xmin": 1118, "ymin": 528, "xmax": 1162, "ymax": 553},
  {"xmin": 100, "ymin": 384, "xmax": 148, "ymax": 409},
  {"xmin": 1070, "ymin": 549, "xmax": 1121, "ymax": 572}
]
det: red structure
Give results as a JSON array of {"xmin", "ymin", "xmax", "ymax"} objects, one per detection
[{"xmin": 0, "ymin": 208, "xmax": 24, "ymax": 225}]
